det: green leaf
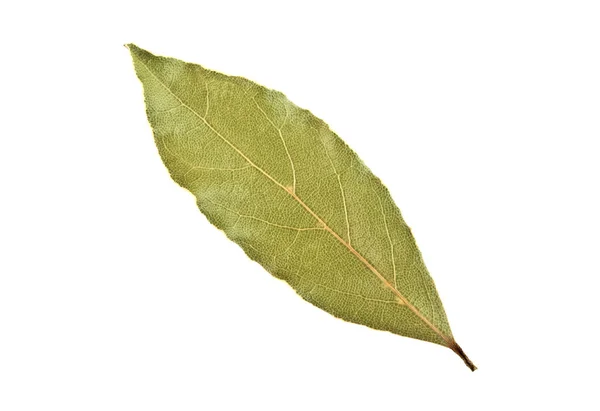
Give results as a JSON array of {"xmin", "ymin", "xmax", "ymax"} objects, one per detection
[{"xmin": 128, "ymin": 44, "xmax": 475, "ymax": 371}]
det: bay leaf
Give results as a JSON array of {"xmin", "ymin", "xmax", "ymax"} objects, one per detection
[{"xmin": 128, "ymin": 44, "xmax": 476, "ymax": 371}]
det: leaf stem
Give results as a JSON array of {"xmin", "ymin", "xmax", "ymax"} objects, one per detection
[{"xmin": 449, "ymin": 340, "xmax": 477, "ymax": 371}]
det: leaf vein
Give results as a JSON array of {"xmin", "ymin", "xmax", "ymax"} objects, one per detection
[
  {"xmin": 291, "ymin": 271, "xmax": 398, "ymax": 305},
  {"xmin": 206, "ymin": 198, "xmax": 323, "ymax": 232},
  {"xmin": 252, "ymin": 96, "xmax": 297, "ymax": 193},
  {"xmin": 372, "ymin": 186, "xmax": 398, "ymax": 289},
  {"xmin": 314, "ymin": 125, "xmax": 351, "ymax": 245}
]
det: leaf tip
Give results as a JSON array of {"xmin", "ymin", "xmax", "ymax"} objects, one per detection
[{"xmin": 124, "ymin": 43, "xmax": 145, "ymax": 57}]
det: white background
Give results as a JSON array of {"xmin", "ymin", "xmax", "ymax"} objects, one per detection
[{"xmin": 1, "ymin": 1, "xmax": 599, "ymax": 409}]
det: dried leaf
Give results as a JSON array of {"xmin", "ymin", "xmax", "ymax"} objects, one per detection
[{"xmin": 128, "ymin": 44, "xmax": 475, "ymax": 371}]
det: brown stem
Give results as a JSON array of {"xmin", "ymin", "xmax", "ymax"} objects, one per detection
[{"xmin": 449, "ymin": 340, "xmax": 477, "ymax": 371}]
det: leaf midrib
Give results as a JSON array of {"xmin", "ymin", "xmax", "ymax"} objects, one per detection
[{"xmin": 135, "ymin": 57, "xmax": 453, "ymax": 347}]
